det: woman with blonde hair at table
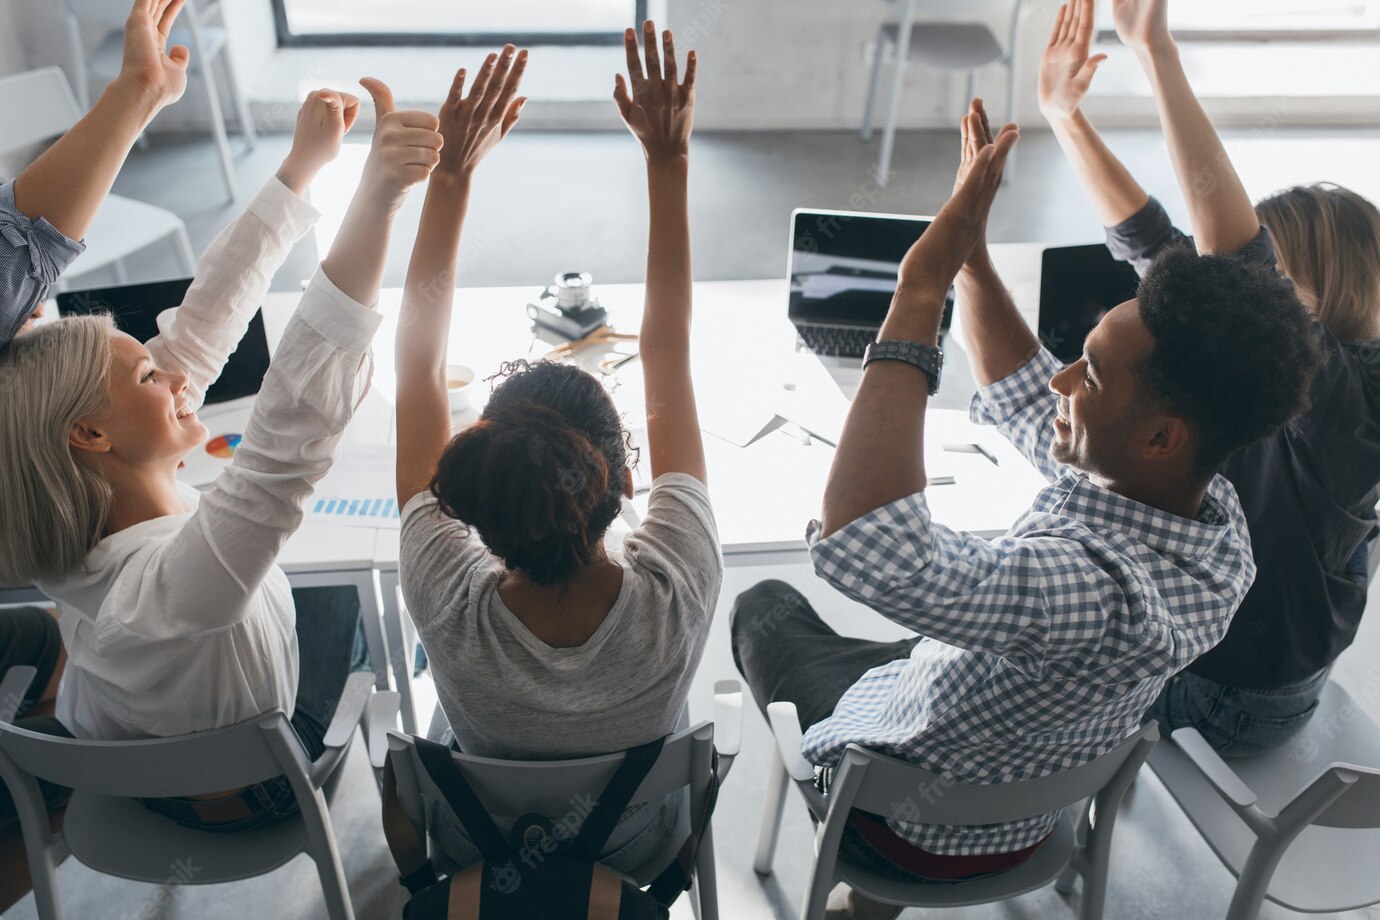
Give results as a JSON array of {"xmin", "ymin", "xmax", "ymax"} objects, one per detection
[
  {"xmin": 0, "ymin": 74, "xmax": 441, "ymax": 853},
  {"xmin": 1039, "ymin": 0, "xmax": 1380, "ymax": 756},
  {"xmin": 392, "ymin": 25, "xmax": 722, "ymax": 871}
]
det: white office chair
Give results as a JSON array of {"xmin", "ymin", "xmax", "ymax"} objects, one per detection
[
  {"xmin": 0, "ymin": 666, "xmax": 376, "ymax": 920},
  {"xmin": 62, "ymin": 0, "xmax": 254, "ymax": 202},
  {"xmin": 862, "ymin": 0, "xmax": 1026, "ymax": 186},
  {"xmin": 375, "ymin": 681, "xmax": 742, "ymax": 919},
  {"xmin": 755, "ymin": 700, "xmax": 1158, "ymax": 920},
  {"xmin": 1147, "ymin": 679, "xmax": 1380, "ymax": 919},
  {"xmin": 0, "ymin": 67, "xmax": 196, "ymax": 290}
]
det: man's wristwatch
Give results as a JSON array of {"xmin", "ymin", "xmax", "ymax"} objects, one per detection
[{"xmin": 863, "ymin": 340, "xmax": 944, "ymax": 395}]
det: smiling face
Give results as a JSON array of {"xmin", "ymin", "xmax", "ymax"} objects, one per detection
[
  {"xmin": 1047, "ymin": 299, "xmax": 1191, "ymax": 484},
  {"xmin": 69, "ymin": 331, "xmax": 207, "ymax": 469}
]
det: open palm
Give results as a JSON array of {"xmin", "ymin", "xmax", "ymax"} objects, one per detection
[
  {"xmin": 1039, "ymin": 0, "xmax": 1107, "ymax": 120},
  {"xmin": 614, "ymin": 21, "xmax": 697, "ymax": 162},
  {"xmin": 120, "ymin": 0, "xmax": 191, "ymax": 107},
  {"xmin": 435, "ymin": 45, "xmax": 528, "ymax": 179},
  {"xmin": 1112, "ymin": 0, "xmax": 1171, "ymax": 52}
]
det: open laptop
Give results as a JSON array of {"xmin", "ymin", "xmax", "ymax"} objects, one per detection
[
  {"xmin": 57, "ymin": 277, "xmax": 271, "ymax": 404},
  {"xmin": 1038, "ymin": 243, "xmax": 1141, "ymax": 365},
  {"xmin": 787, "ymin": 208, "xmax": 952, "ymax": 359}
]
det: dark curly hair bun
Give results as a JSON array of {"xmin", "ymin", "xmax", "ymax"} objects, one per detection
[
  {"xmin": 1137, "ymin": 246, "xmax": 1327, "ymax": 478},
  {"xmin": 429, "ymin": 361, "xmax": 629, "ymax": 586}
]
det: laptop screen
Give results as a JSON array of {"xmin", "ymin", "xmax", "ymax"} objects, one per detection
[
  {"xmin": 57, "ymin": 278, "xmax": 271, "ymax": 405},
  {"xmin": 788, "ymin": 208, "xmax": 934, "ymax": 328},
  {"xmin": 1038, "ymin": 244, "xmax": 1141, "ymax": 365}
]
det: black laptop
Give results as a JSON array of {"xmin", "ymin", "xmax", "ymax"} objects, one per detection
[
  {"xmin": 1037, "ymin": 243, "xmax": 1141, "ymax": 365},
  {"xmin": 57, "ymin": 278, "xmax": 270, "ymax": 404},
  {"xmin": 788, "ymin": 208, "xmax": 953, "ymax": 359}
]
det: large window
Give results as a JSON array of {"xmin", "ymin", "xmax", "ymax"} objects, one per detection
[
  {"xmin": 272, "ymin": 0, "xmax": 648, "ymax": 47},
  {"xmin": 1098, "ymin": 0, "xmax": 1380, "ymax": 39}
]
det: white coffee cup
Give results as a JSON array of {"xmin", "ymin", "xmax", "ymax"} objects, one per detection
[{"xmin": 445, "ymin": 364, "xmax": 477, "ymax": 414}]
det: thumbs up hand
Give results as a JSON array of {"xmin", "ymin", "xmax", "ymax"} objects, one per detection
[{"xmin": 359, "ymin": 77, "xmax": 444, "ymax": 211}]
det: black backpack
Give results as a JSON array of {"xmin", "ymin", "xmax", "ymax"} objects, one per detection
[{"xmin": 381, "ymin": 735, "xmax": 719, "ymax": 919}]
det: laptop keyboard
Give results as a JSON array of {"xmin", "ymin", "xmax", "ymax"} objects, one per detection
[{"xmin": 796, "ymin": 324, "xmax": 877, "ymax": 359}]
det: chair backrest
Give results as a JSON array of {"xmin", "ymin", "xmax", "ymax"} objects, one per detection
[
  {"xmin": 834, "ymin": 720, "xmax": 1160, "ymax": 826},
  {"xmin": 1314, "ymin": 766, "xmax": 1380, "ymax": 829},
  {"xmin": 388, "ymin": 721, "xmax": 716, "ymax": 841},
  {"xmin": 887, "ymin": 0, "xmax": 1027, "ymax": 52},
  {"xmin": 0, "ymin": 709, "xmax": 311, "ymax": 798},
  {"xmin": 0, "ymin": 68, "xmax": 83, "ymax": 158}
]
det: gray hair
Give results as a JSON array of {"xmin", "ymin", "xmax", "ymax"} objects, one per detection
[{"xmin": 0, "ymin": 315, "xmax": 116, "ymax": 584}]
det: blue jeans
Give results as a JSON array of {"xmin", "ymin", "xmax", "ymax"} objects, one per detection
[{"xmin": 1146, "ymin": 666, "xmax": 1329, "ymax": 759}]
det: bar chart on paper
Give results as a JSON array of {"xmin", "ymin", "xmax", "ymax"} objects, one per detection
[{"xmin": 309, "ymin": 496, "xmax": 400, "ymax": 529}]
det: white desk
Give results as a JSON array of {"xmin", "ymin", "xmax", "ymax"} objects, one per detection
[{"xmin": 7, "ymin": 243, "xmax": 1055, "ymax": 730}]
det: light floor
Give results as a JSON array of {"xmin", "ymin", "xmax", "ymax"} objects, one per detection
[{"xmin": 9, "ymin": 125, "xmax": 1380, "ymax": 920}]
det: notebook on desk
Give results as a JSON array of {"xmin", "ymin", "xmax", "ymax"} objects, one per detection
[{"xmin": 787, "ymin": 207, "xmax": 953, "ymax": 360}]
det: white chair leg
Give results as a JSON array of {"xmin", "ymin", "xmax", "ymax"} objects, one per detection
[
  {"xmin": 876, "ymin": 0, "xmax": 918, "ymax": 187},
  {"xmin": 299, "ymin": 790, "xmax": 355, "ymax": 920},
  {"xmin": 64, "ymin": 15, "xmax": 90, "ymax": 111},
  {"xmin": 1003, "ymin": 55, "xmax": 1020, "ymax": 182},
  {"xmin": 189, "ymin": 27, "xmax": 238, "ymax": 202},
  {"xmin": 754, "ymin": 743, "xmax": 790, "ymax": 874},
  {"xmin": 694, "ymin": 823, "xmax": 719, "ymax": 920},
  {"xmin": 112, "ymin": 259, "xmax": 128, "ymax": 285},
  {"xmin": 1055, "ymin": 861, "xmax": 1079, "ymax": 895},
  {"xmin": 1225, "ymin": 844, "xmax": 1285, "ymax": 920},
  {"xmin": 172, "ymin": 226, "xmax": 197, "ymax": 276},
  {"xmin": 218, "ymin": 49, "xmax": 257, "ymax": 149},
  {"xmin": 861, "ymin": 24, "xmax": 887, "ymax": 141},
  {"xmin": 381, "ymin": 571, "xmax": 419, "ymax": 735}
]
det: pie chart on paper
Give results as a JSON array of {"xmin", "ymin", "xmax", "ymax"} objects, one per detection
[{"xmin": 205, "ymin": 433, "xmax": 242, "ymax": 459}]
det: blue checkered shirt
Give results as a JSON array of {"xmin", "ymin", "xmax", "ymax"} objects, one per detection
[
  {"xmin": 0, "ymin": 178, "xmax": 86, "ymax": 348},
  {"xmin": 804, "ymin": 348, "xmax": 1255, "ymax": 855}
]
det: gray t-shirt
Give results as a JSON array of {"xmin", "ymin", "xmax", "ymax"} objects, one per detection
[{"xmin": 399, "ymin": 472, "xmax": 723, "ymax": 762}]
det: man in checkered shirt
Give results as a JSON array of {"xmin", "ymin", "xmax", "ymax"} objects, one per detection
[{"xmin": 731, "ymin": 101, "xmax": 1324, "ymax": 912}]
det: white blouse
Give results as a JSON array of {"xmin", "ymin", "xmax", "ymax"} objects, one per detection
[{"xmin": 38, "ymin": 178, "xmax": 383, "ymax": 740}]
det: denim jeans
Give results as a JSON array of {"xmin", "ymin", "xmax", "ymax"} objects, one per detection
[
  {"xmin": 141, "ymin": 585, "xmax": 363, "ymax": 832},
  {"xmin": 1146, "ymin": 666, "xmax": 1329, "ymax": 759}
]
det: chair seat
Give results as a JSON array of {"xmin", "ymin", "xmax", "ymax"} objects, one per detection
[
  {"xmin": 63, "ymin": 791, "xmax": 312, "ymax": 885},
  {"xmin": 882, "ymin": 22, "xmax": 1006, "ymax": 70},
  {"xmin": 835, "ymin": 809, "xmax": 1076, "ymax": 908},
  {"xmin": 1148, "ymin": 681, "xmax": 1380, "ymax": 913},
  {"xmin": 86, "ymin": 26, "xmax": 228, "ymax": 80},
  {"xmin": 63, "ymin": 194, "xmax": 186, "ymax": 282}
]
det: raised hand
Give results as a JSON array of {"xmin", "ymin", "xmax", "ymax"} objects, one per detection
[
  {"xmin": 614, "ymin": 21, "xmax": 697, "ymax": 163},
  {"xmin": 435, "ymin": 45, "xmax": 528, "ymax": 181},
  {"xmin": 358, "ymin": 78, "xmax": 444, "ymax": 210},
  {"xmin": 277, "ymin": 90, "xmax": 361, "ymax": 194},
  {"xmin": 1113, "ymin": 0, "xmax": 1172, "ymax": 53},
  {"xmin": 1040, "ymin": 0, "xmax": 1108, "ymax": 121},
  {"xmin": 117, "ymin": 0, "xmax": 191, "ymax": 109},
  {"xmin": 901, "ymin": 107, "xmax": 1018, "ymax": 298}
]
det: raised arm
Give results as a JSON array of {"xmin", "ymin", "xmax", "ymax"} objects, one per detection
[
  {"xmin": 10, "ymin": 0, "xmax": 189, "ymax": 241},
  {"xmin": 146, "ymin": 90, "xmax": 359, "ymax": 406},
  {"xmin": 615, "ymin": 22, "xmax": 706, "ymax": 484},
  {"xmin": 819, "ymin": 118, "xmax": 1019, "ymax": 537},
  {"xmin": 1115, "ymin": 0, "xmax": 1260, "ymax": 253},
  {"xmin": 953, "ymin": 100, "xmax": 1041, "ymax": 388},
  {"xmin": 395, "ymin": 47, "xmax": 527, "ymax": 506},
  {"xmin": 1038, "ymin": 0, "xmax": 1149, "ymax": 227},
  {"xmin": 151, "ymin": 86, "xmax": 440, "ymax": 634}
]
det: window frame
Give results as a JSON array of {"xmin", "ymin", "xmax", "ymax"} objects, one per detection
[{"xmin": 271, "ymin": 0, "xmax": 649, "ymax": 47}]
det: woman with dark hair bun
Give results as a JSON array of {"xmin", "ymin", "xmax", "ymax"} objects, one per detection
[{"xmin": 392, "ymin": 26, "xmax": 721, "ymax": 872}]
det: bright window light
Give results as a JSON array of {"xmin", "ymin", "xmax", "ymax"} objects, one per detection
[
  {"xmin": 277, "ymin": 0, "xmax": 639, "ymax": 37},
  {"xmin": 1097, "ymin": 1, "xmax": 1380, "ymax": 33}
]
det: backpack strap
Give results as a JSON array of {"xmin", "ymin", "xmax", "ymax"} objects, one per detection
[
  {"xmin": 380, "ymin": 751, "xmax": 439, "ymax": 896},
  {"xmin": 568, "ymin": 736, "xmax": 667, "ymax": 861},
  {"xmin": 648, "ymin": 749, "xmax": 721, "ymax": 907},
  {"xmin": 414, "ymin": 736, "xmax": 512, "ymax": 862}
]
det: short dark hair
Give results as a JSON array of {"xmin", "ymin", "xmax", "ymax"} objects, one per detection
[
  {"xmin": 1135, "ymin": 246, "xmax": 1326, "ymax": 479},
  {"xmin": 429, "ymin": 360, "xmax": 631, "ymax": 587}
]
